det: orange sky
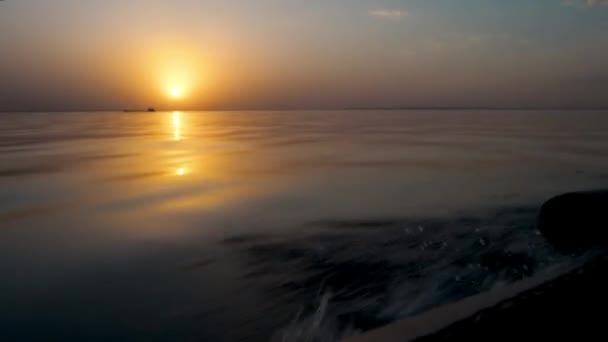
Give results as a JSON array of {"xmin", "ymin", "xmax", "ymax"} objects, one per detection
[{"xmin": 0, "ymin": 0, "xmax": 607, "ymax": 111}]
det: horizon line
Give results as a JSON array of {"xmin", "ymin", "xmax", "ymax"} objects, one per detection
[{"xmin": 1, "ymin": 106, "xmax": 608, "ymax": 113}]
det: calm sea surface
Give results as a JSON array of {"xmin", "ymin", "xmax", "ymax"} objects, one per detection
[{"xmin": 1, "ymin": 110, "xmax": 608, "ymax": 341}]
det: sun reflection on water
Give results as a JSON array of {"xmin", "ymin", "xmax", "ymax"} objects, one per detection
[
  {"xmin": 172, "ymin": 111, "xmax": 182, "ymax": 141},
  {"xmin": 170, "ymin": 112, "xmax": 188, "ymax": 176}
]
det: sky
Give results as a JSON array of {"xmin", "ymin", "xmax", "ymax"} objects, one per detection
[{"xmin": 0, "ymin": 0, "xmax": 607, "ymax": 111}]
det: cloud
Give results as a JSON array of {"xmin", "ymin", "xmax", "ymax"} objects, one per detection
[
  {"xmin": 583, "ymin": 0, "xmax": 608, "ymax": 6},
  {"xmin": 369, "ymin": 9, "xmax": 407, "ymax": 19},
  {"xmin": 563, "ymin": 0, "xmax": 608, "ymax": 7}
]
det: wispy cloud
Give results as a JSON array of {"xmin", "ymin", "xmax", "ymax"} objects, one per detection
[
  {"xmin": 563, "ymin": 0, "xmax": 608, "ymax": 7},
  {"xmin": 583, "ymin": 0, "xmax": 608, "ymax": 6},
  {"xmin": 369, "ymin": 9, "xmax": 407, "ymax": 19}
]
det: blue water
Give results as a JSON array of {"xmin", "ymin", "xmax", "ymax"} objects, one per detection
[{"xmin": 1, "ymin": 110, "xmax": 607, "ymax": 341}]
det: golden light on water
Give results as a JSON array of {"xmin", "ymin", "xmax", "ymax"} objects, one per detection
[
  {"xmin": 172, "ymin": 111, "xmax": 182, "ymax": 141},
  {"xmin": 171, "ymin": 111, "xmax": 186, "ymax": 176},
  {"xmin": 172, "ymin": 111, "xmax": 181, "ymax": 127}
]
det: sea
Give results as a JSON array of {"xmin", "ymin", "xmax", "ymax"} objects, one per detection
[{"xmin": 1, "ymin": 110, "xmax": 607, "ymax": 341}]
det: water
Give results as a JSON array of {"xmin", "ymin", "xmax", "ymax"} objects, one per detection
[{"xmin": 1, "ymin": 110, "xmax": 607, "ymax": 341}]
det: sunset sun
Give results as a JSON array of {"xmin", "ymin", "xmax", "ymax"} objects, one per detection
[{"xmin": 169, "ymin": 87, "xmax": 183, "ymax": 99}]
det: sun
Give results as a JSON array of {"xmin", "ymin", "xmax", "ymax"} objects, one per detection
[{"xmin": 169, "ymin": 87, "xmax": 183, "ymax": 99}]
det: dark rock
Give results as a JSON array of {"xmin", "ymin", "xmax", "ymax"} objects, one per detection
[
  {"xmin": 413, "ymin": 255, "xmax": 608, "ymax": 341},
  {"xmin": 538, "ymin": 190, "xmax": 608, "ymax": 251}
]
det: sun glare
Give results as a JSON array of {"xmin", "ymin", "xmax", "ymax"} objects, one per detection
[
  {"xmin": 150, "ymin": 44, "xmax": 206, "ymax": 104},
  {"xmin": 169, "ymin": 87, "xmax": 183, "ymax": 99},
  {"xmin": 176, "ymin": 167, "xmax": 186, "ymax": 176}
]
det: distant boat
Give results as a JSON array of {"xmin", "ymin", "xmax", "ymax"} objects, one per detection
[{"xmin": 123, "ymin": 108, "xmax": 156, "ymax": 112}]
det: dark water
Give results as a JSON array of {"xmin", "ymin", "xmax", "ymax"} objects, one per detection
[{"xmin": 1, "ymin": 110, "xmax": 607, "ymax": 341}]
